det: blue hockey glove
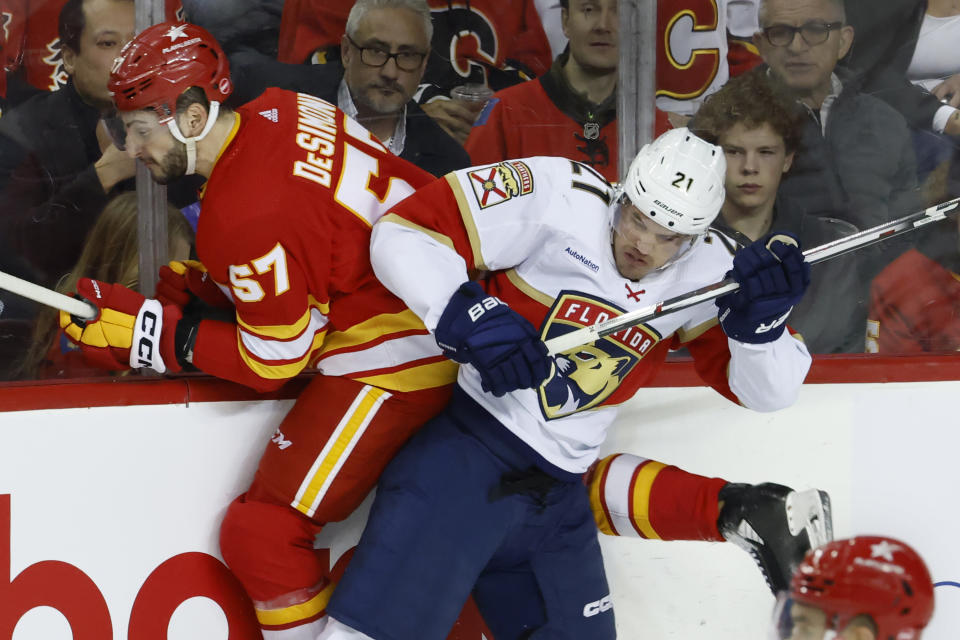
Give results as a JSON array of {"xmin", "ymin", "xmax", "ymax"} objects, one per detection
[
  {"xmin": 435, "ymin": 281, "xmax": 552, "ymax": 397},
  {"xmin": 716, "ymin": 233, "xmax": 811, "ymax": 344}
]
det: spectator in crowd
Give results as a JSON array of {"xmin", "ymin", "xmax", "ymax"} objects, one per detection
[
  {"xmin": 228, "ymin": 0, "xmax": 469, "ymax": 177},
  {"xmin": 753, "ymin": 0, "xmax": 920, "ymax": 280},
  {"xmin": 773, "ymin": 536, "xmax": 935, "ymax": 640},
  {"xmin": 272, "ymin": 0, "xmax": 553, "ymax": 145},
  {"xmin": 0, "ymin": 0, "xmax": 182, "ymax": 109},
  {"xmin": 865, "ymin": 208, "xmax": 960, "ymax": 354},
  {"xmin": 15, "ymin": 192, "xmax": 194, "ymax": 380},
  {"xmin": 464, "ymin": 0, "xmax": 619, "ymax": 181},
  {"xmin": 693, "ymin": 68, "xmax": 865, "ymax": 353},
  {"xmin": 901, "ymin": 0, "xmax": 960, "ymax": 203},
  {"xmin": 0, "ymin": 0, "xmax": 198, "ymax": 291},
  {"xmin": 0, "ymin": 0, "xmax": 136, "ymax": 290},
  {"xmin": 842, "ymin": 0, "xmax": 960, "ymax": 140}
]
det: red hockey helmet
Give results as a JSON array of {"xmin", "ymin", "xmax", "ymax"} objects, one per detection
[
  {"xmin": 788, "ymin": 536, "xmax": 934, "ymax": 639},
  {"xmin": 108, "ymin": 22, "xmax": 232, "ymax": 121}
]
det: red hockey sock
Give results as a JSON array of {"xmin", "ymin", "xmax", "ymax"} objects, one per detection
[
  {"xmin": 647, "ymin": 465, "xmax": 727, "ymax": 541},
  {"xmin": 219, "ymin": 493, "xmax": 332, "ymax": 628},
  {"xmin": 590, "ymin": 454, "xmax": 727, "ymax": 541}
]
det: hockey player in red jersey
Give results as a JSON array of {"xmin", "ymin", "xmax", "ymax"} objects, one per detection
[
  {"xmin": 772, "ymin": 536, "xmax": 935, "ymax": 640},
  {"xmin": 58, "ymin": 22, "xmax": 459, "ymax": 639},
  {"xmin": 313, "ymin": 129, "xmax": 830, "ymax": 640}
]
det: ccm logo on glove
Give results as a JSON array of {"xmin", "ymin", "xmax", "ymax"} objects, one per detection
[{"xmin": 134, "ymin": 307, "xmax": 160, "ymax": 368}]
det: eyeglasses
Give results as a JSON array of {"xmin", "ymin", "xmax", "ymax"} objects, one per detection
[
  {"xmin": 761, "ymin": 21, "xmax": 843, "ymax": 47},
  {"xmin": 345, "ymin": 35, "xmax": 427, "ymax": 72}
]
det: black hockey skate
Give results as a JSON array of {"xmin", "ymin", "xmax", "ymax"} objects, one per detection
[{"xmin": 717, "ymin": 483, "xmax": 833, "ymax": 593}]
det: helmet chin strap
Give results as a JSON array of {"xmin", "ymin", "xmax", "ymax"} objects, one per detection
[{"xmin": 165, "ymin": 101, "xmax": 221, "ymax": 176}]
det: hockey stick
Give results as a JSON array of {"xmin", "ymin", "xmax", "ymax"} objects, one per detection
[
  {"xmin": 544, "ymin": 196, "xmax": 960, "ymax": 356},
  {"xmin": 0, "ymin": 270, "xmax": 98, "ymax": 320}
]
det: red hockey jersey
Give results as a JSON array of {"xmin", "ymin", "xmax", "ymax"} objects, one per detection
[
  {"xmin": 192, "ymin": 88, "xmax": 458, "ymax": 393},
  {"xmin": 464, "ymin": 74, "xmax": 618, "ymax": 182},
  {"xmin": 866, "ymin": 249, "xmax": 960, "ymax": 354}
]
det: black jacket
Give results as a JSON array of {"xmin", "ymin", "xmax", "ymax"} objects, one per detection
[
  {"xmin": 841, "ymin": 0, "xmax": 944, "ymax": 131},
  {"xmin": 0, "ymin": 81, "xmax": 118, "ymax": 286},
  {"xmin": 0, "ymin": 81, "xmax": 200, "ymax": 287},
  {"xmin": 227, "ymin": 49, "xmax": 471, "ymax": 178},
  {"xmin": 772, "ymin": 67, "xmax": 920, "ymax": 236}
]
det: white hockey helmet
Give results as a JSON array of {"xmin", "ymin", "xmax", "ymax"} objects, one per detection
[{"xmin": 619, "ymin": 127, "xmax": 726, "ymax": 236}]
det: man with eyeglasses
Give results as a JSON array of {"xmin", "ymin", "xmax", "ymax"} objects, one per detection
[
  {"xmin": 753, "ymin": 0, "xmax": 919, "ymax": 281},
  {"xmin": 227, "ymin": 0, "xmax": 469, "ymax": 178}
]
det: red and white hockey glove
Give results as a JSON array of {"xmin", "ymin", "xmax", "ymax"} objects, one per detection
[
  {"xmin": 59, "ymin": 278, "xmax": 183, "ymax": 374},
  {"xmin": 155, "ymin": 260, "xmax": 233, "ymax": 310}
]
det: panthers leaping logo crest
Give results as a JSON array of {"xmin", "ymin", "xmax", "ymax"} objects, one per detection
[{"xmin": 538, "ymin": 293, "xmax": 661, "ymax": 420}]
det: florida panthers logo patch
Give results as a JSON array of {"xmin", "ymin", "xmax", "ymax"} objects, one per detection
[
  {"xmin": 538, "ymin": 292, "xmax": 660, "ymax": 420},
  {"xmin": 467, "ymin": 161, "xmax": 533, "ymax": 208}
]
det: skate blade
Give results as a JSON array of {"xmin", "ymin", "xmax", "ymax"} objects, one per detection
[{"xmin": 786, "ymin": 489, "xmax": 833, "ymax": 548}]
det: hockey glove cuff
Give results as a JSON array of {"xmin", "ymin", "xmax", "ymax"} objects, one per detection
[
  {"xmin": 435, "ymin": 281, "xmax": 552, "ymax": 397},
  {"xmin": 716, "ymin": 233, "xmax": 810, "ymax": 344},
  {"xmin": 156, "ymin": 260, "xmax": 233, "ymax": 310},
  {"xmin": 60, "ymin": 278, "xmax": 184, "ymax": 374}
]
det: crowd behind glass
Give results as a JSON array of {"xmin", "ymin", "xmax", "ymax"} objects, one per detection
[{"xmin": 1, "ymin": 0, "xmax": 958, "ymax": 382}]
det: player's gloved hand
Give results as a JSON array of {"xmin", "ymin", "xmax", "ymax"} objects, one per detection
[
  {"xmin": 435, "ymin": 281, "xmax": 552, "ymax": 397},
  {"xmin": 716, "ymin": 232, "xmax": 810, "ymax": 344},
  {"xmin": 155, "ymin": 260, "xmax": 232, "ymax": 310},
  {"xmin": 59, "ymin": 278, "xmax": 183, "ymax": 373}
]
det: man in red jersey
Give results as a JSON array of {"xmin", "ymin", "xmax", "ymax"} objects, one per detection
[
  {"xmin": 465, "ymin": 0, "xmax": 620, "ymax": 181},
  {"xmin": 59, "ymin": 22, "xmax": 458, "ymax": 639}
]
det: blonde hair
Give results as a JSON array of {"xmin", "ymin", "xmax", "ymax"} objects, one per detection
[{"xmin": 18, "ymin": 192, "xmax": 194, "ymax": 379}]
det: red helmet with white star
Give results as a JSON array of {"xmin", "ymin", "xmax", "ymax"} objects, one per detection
[
  {"xmin": 788, "ymin": 536, "xmax": 935, "ymax": 639},
  {"xmin": 108, "ymin": 21, "xmax": 232, "ymax": 121}
]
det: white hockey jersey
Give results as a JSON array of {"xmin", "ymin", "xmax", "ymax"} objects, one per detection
[{"xmin": 371, "ymin": 156, "xmax": 810, "ymax": 473}]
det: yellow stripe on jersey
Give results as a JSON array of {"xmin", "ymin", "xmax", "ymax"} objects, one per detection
[
  {"xmin": 321, "ymin": 308, "xmax": 427, "ymax": 354},
  {"xmin": 254, "ymin": 580, "xmax": 335, "ymax": 627},
  {"xmin": 630, "ymin": 460, "xmax": 667, "ymax": 540},
  {"xmin": 675, "ymin": 317, "xmax": 719, "ymax": 343},
  {"xmin": 199, "ymin": 113, "xmax": 243, "ymax": 201},
  {"xmin": 292, "ymin": 386, "xmax": 391, "ymax": 518},
  {"xmin": 379, "ymin": 213, "xmax": 456, "ymax": 251},
  {"xmin": 589, "ymin": 454, "xmax": 619, "ymax": 536},
  {"xmin": 238, "ymin": 330, "xmax": 328, "ymax": 380},
  {"xmin": 355, "ymin": 358, "xmax": 459, "ymax": 392},
  {"xmin": 238, "ymin": 296, "xmax": 330, "ymax": 340},
  {"xmin": 216, "ymin": 113, "xmax": 243, "ymax": 164},
  {"xmin": 446, "ymin": 173, "xmax": 488, "ymax": 271},
  {"xmin": 505, "ymin": 268, "xmax": 555, "ymax": 307}
]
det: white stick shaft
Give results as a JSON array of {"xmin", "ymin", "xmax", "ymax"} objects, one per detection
[
  {"xmin": 0, "ymin": 270, "xmax": 98, "ymax": 320},
  {"xmin": 544, "ymin": 196, "xmax": 960, "ymax": 356}
]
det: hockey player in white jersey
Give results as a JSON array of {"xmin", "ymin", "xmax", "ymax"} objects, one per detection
[{"xmin": 316, "ymin": 128, "xmax": 829, "ymax": 640}]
